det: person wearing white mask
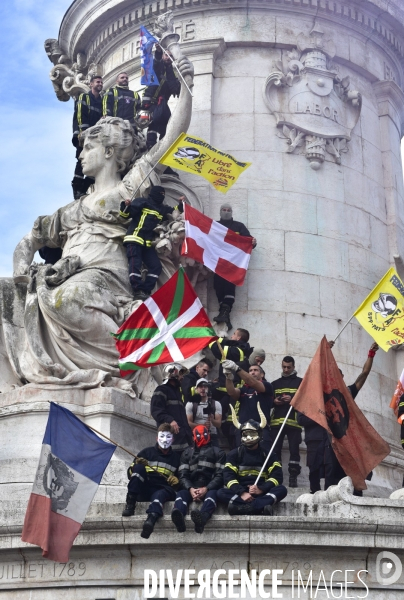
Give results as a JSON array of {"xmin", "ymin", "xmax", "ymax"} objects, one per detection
[{"xmin": 122, "ymin": 423, "xmax": 180, "ymax": 539}]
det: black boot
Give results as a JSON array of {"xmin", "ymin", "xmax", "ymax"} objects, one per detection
[
  {"xmin": 213, "ymin": 303, "xmax": 232, "ymax": 330},
  {"xmin": 122, "ymin": 493, "xmax": 137, "ymax": 517},
  {"xmin": 171, "ymin": 508, "xmax": 186, "ymax": 533},
  {"xmin": 288, "ymin": 465, "xmax": 301, "ymax": 488},
  {"xmin": 228, "ymin": 503, "xmax": 257, "ymax": 516},
  {"xmin": 263, "ymin": 503, "xmax": 274, "ymax": 516},
  {"xmin": 190, "ymin": 509, "xmax": 211, "ymax": 534},
  {"xmin": 141, "ymin": 512, "xmax": 160, "ymax": 539}
]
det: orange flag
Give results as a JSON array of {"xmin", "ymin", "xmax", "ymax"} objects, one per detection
[
  {"xmin": 291, "ymin": 336, "xmax": 390, "ymax": 490},
  {"xmin": 390, "ymin": 368, "xmax": 404, "ymax": 420}
]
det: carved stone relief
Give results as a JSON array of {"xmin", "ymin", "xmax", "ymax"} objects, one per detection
[
  {"xmin": 45, "ymin": 39, "xmax": 103, "ymax": 100},
  {"xmin": 263, "ymin": 24, "xmax": 362, "ymax": 170}
]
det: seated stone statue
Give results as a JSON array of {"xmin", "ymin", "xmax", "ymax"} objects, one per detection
[{"xmin": 0, "ymin": 51, "xmax": 194, "ymax": 393}]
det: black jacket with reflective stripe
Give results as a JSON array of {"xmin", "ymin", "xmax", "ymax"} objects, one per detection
[
  {"xmin": 120, "ymin": 197, "xmax": 183, "ymax": 246},
  {"xmin": 151, "ymin": 382, "xmax": 191, "ymax": 437},
  {"xmin": 128, "ymin": 444, "xmax": 180, "ymax": 489},
  {"xmin": 270, "ymin": 373, "xmax": 303, "ymax": 428},
  {"xmin": 72, "ymin": 92, "xmax": 103, "ymax": 140},
  {"xmin": 223, "ymin": 445, "xmax": 283, "ymax": 495},
  {"xmin": 102, "ymin": 85, "xmax": 141, "ymax": 124},
  {"xmin": 179, "ymin": 444, "xmax": 226, "ymax": 491},
  {"xmin": 209, "ymin": 337, "xmax": 252, "ymax": 389}
]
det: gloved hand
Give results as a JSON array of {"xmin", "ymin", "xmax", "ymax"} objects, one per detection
[
  {"xmin": 135, "ymin": 457, "xmax": 148, "ymax": 466},
  {"xmin": 222, "ymin": 359, "xmax": 238, "ymax": 374},
  {"xmin": 167, "ymin": 475, "xmax": 179, "ymax": 487}
]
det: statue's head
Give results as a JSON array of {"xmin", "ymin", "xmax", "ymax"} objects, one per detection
[{"xmin": 80, "ymin": 116, "xmax": 145, "ymax": 177}]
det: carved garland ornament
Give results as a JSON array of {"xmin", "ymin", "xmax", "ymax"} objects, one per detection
[{"xmin": 263, "ymin": 24, "xmax": 362, "ymax": 170}]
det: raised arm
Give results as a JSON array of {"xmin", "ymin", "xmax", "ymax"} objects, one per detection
[{"xmin": 354, "ymin": 342, "xmax": 379, "ymax": 391}]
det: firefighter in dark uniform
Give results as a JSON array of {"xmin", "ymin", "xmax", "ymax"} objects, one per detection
[
  {"xmin": 171, "ymin": 424, "xmax": 226, "ymax": 534},
  {"xmin": 180, "ymin": 359, "xmax": 212, "ymax": 403},
  {"xmin": 102, "ymin": 71, "xmax": 141, "ymax": 130},
  {"xmin": 72, "ymin": 75, "xmax": 104, "ymax": 199},
  {"xmin": 119, "ymin": 186, "xmax": 184, "ymax": 300},
  {"xmin": 217, "ymin": 404, "xmax": 287, "ymax": 515},
  {"xmin": 121, "ymin": 423, "xmax": 180, "ymax": 538},
  {"xmin": 208, "ymin": 329, "xmax": 252, "ymax": 448},
  {"xmin": 270, "ymin": 355, "xmax": 303, "ymax": 488},
  {"xmin": 150, "ymin": 363, "xmax": 193, "ymax": 455},
  {"xmin": 141, "ymin": 46, "xmax": 181, "ymax": 151},
  {"xmin": 224, "ymin": 360, "xmax": 273, "ymax": 452},
  {"xmin": 213, "ymin": 203, "xmax": 257, "ymax": 330}
]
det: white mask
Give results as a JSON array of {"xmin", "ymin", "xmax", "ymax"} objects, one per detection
[{"xmin": 158, "ymin": 431, "xmax": 174, "ymax": 449}]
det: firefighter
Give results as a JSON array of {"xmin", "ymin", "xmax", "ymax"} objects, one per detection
[
  {"xmin": 181, "ymin": 358, "xmax": 212, "ymax": 404},
  {"xmin": 119, "ymin": 186, "xmax": 184, "ymax": 300},
  {"xmin": 217, "ymin": 404, "xmax": 287, "ymax": 515},
  {"xmin": 121, "ymin": 423, "xmax": 180, "ymax": 539},
  {"xmin": 213, "ymin": 204, "xmax": 257, "ymax": 330},
  {"xmin": 223, "ymin": 360, "xmax": 273, "ymax": 452},
  {"xmin": 141, "ymin": 46, "xmax": 181, "ymax": 152},
  {"xmin": 102, "ymin": 71, "xmax": 141, "ymax": 131},
  {"xmin": 208, "ymin": 329, "xmax": 252, "ymax": 448},
  {"xmin": 270, "ymin": 356, "xmax": 303, "ymax": 488},
  {"xmin": 171, "ymin": 424, "xmax": 226, "ymax": 534},
  {"xmin": 72, "ymin": 75, "xmax": 104, "ymax": 199},
  {"xmin": 150, "ymin": 363, "xmax": 193, "ymax": 454}
]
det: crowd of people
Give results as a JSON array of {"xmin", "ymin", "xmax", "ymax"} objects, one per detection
[{"xmin": 121, "ymin": 330, "xmax": 380, "ymax": 538}]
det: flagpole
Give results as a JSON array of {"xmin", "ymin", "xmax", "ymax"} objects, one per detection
[
  {"xmin": 253, "ymin": 405, "xmax": 293, "ymax": 485},
  {"xmin": 46, "ymin": 402, "xmax": 166, "ymax": 479},
  {"xmin": 160, "ymin": 47, "xmax": 194, "ymax": 97},
  {"xmin": 333, "ymin": 314, "xmax": 355, "ymax": 343},
  {"xmin": 129, "ymin": 162, "xmax": 160, "ymax": 201}
]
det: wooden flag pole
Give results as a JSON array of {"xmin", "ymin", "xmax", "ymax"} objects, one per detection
[
  {"xmin": 332, "ymin": 314, "xmax": 355, "ymax": 344},
  {"xmin": 46, "ymin": 402, "xmax": 166, "ymax": 478},
  {"xmin": 253, "ymin": 405, "xmax": 294, "ymax": 485}
]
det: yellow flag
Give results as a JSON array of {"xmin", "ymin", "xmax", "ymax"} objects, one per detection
[
  {"xmin": 159, "ymin": 132, "xmax": 251, "ymax": 193},
  {"xmin": 354, "ymin": 267, "xmax": 404, "ymax": 351}
]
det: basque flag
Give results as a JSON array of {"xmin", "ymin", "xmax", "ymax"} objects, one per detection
[{"xmin": 21, "ymin": 403, "xmax": 116, "ymax": 562}]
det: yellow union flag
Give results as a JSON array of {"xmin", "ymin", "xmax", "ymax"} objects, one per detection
[
  {"xmin": 354, "ymin": 267, "xmax": 404, "ymax": 351},
  {"xmin": 159, "ymin": 132, "xmax": 251, "ymax": 193}
]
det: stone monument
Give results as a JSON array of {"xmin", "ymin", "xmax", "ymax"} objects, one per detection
[{"xmin": 2, "ymin": 0, "xmax": 404, "ymax": 597}]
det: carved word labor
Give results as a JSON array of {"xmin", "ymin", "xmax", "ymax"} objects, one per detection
[{"xmin": 295, "ymin": 102, "xmax": 338, "ymax": 122}]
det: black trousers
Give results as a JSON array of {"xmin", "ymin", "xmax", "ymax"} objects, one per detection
[
  {"xmin": 147, "ymin": 100, "xmax": 171, "ymax": 148},
  {"xmin": 174, "ymin": 489, "xmax": 218, "ymax": 516},
  {"xmin": 217, "ymin": 485, "xmax": 287, "ymax": 513},
  {"xmin": 127, "ymin": 465, "xmax": 176, "ymax": 515},
  {"xmin": 125, "ymin": 243, "xmax": 162, "ymax": 294},
  {"xmin": 213, "ymin": 274, "xmax": 236, "ymax": 309},
  {"xmin": 268, "ymin": 426, "xmax": 302, "ymax": 473}
]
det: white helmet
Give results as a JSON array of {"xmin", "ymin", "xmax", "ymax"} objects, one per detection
[{"xmin": 162, "ymin": 363, "xmax": 188, "ymax": 383}]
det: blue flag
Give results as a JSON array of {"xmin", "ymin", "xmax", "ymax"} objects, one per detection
[
  {"xmin": 22, "ymin": 402, "xmax": 116, "ymax": 562},
  {"xmin": 140, "ymin": 25, "xmax": 159, "ymax": 86}
]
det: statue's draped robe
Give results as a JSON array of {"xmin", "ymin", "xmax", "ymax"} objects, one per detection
[{"xmin": 2, "ymin": 198, "xmax": 136, "ymax": 392}]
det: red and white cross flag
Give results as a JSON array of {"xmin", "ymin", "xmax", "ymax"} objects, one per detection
[{"xmin": 181, "ymin": 204, "xmax": 253, "ymax": 286}]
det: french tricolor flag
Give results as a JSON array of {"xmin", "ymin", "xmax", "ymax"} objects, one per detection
[{"xmin": 21, "ymin": 402, "xmax": 116, "ymax": 562}]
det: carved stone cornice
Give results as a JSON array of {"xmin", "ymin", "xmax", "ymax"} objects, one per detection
[
  {"xmin": 58, "ymin": 0, "xmax": 404, "ymax": 78},
  {"xmin": 373, "ymin": 79, "xmax": 404, "ymax": 136}
]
